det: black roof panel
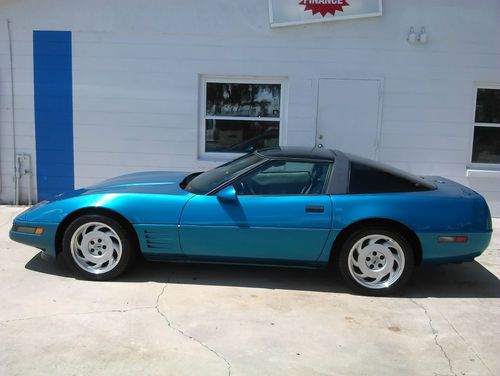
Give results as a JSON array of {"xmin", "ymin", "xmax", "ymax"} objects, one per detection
[
  {"xmin": 344, "ymin": 152, "xmax": 436, "ymax": 190},
  {"xmin": 256, "ymin": 147, "xmax": 336, "ymax": 161}
]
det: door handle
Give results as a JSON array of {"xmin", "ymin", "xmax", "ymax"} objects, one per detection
[{"xmin": 305, "ymin": 205, "xmax": 324, "ymax": 213}]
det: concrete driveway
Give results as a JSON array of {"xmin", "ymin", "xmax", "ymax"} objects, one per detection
[{"xmin": 0, "ymin": 206, "xmax": 498, "ymax": 376}]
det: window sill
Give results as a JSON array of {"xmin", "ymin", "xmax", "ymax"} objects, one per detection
[{"xmin": 466, "ymin": 168, "xmax": 500, "ymax": 178}]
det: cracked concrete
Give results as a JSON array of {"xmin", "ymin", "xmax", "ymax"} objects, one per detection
[
  {"xmin": 410, "ymin": 298, "xmax": 456, "ymax": 376},
  {"xmin": 0, "ymin": 306, "xmax": 155, "ymax": 325},
  {"xmin": 155, "ymin": 282, "xmax": 232, "ymax": 376},
  {"xmin": 0, "ymin": 206, "xmax": 499, "ymax": 375}
]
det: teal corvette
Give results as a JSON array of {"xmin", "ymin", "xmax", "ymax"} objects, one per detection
[{"xmin": 10, "ymin": 147, "xmax": 492, "ymax": 295}]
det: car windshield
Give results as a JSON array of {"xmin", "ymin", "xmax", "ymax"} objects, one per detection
[{"xmin": 185, "ymin": 153, "xmax": 263, "ymax": 194}]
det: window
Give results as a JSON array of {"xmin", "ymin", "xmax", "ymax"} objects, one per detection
[
  {"xmin": 348, "ymin": 162, "xmax": 433, "ymax": 194},
  {"xmin": 201, "ymin": 77, "xmax": 285, "ymax": 157},
  {"xmin": 233, "ymin": 160, "xmax": 331, "ymax": 195},
  {"xmin": 185, "ymin": 153, "xmax": 263, "ymax": 194},
  {"xmin": 471, "ymin": 87, "xmax": 500, "ymax": 165}
]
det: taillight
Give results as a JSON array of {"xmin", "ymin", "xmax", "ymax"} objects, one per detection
[{"xmin": 438, "ymin": 236, "xmax": 468, "ymax": 243}]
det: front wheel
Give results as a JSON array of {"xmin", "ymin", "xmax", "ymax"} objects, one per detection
[
  {"xmin": 338, "ymin": 228, "xmax": 414, "ymax": 296},
  {"xmin": 62, "ymin": 215, "xmax": 137, "ymax": 280}
]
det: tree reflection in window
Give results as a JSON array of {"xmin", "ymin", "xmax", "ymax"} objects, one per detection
[{"xmin": 206, "ymin": 83, "xmax": 281, "ymax": 118}]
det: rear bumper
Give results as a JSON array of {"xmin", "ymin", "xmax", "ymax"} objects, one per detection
[
  {"xmin": 419, "ymin": 231, "xmax": 492, "ymax": 264},
  {"xmin": 9, "ymin": 220, "xmax": 59, "ymax": 257}
]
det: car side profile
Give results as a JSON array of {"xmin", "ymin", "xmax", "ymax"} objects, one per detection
[{"xmin": 10, "ymin": 147, "xmax": 492, "ymax": 295}]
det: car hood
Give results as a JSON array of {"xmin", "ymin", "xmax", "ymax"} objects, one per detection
[
  {"xmin": 57, "ymin": 171, "xmax": 192, "ymax": 200},
  {"xmin": 90, "ymin": 171, "xmax": 189, "ymax": 190}
]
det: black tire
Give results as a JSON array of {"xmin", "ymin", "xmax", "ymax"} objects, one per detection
[
  {"xmin": 62, "ymin": 214, "xmax": 137, "ymax": 280},
  {"xmin": 337, "ymin": 227, "xmax": 414, "ymax": 296}
]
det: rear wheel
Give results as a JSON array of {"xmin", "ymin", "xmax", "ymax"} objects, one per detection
[
  {"xmin": 62, "ymin": 215, "xmax": 136, "ymax": 280},
  {"xmin": 338, "ymin": 227, "xmax": 414, "ymax": 295}
]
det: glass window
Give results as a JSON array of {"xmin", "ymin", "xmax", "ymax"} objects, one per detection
[
  {"xmin": 472, "ymin": 88, "xmax": 500, "ymax": 165},
  {"xmin": 186, "ymin": 153, "xmax": 263, "ymax": 194},
  {"xmin": 233, "ymin": 160, "xmax": 331, "ymax": 195},
  {"xmin": 475, "ymin": 89, "xmax": 500, "ymax": 124},
  {"xmin": 202, "ymin": 80, "xmax": 283, "ymax": 155},
  {"xmin": 349, "ymin": 162, "xmax": 431, "ymax": 194},
  {"xmin": 471, "ymin": 126, "xmax": 500, "ymax": 164},
  {"xmin": 206, "ymin": 83, "xmax": 281, "ymax": 118},
  {"xmin": 205, "ymin": 120, "xmax": 279, "ymax": 153}
]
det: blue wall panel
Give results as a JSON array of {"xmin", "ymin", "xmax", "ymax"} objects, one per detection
[{"xmin": 33, "ymin": 31, "xmax": 74, "ymax": 200}]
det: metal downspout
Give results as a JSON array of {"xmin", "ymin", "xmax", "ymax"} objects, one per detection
[
  {"xmin": 16, "ymin": 153, "xmax": 32, "ymax": 206},
  {"xmin": 7, "ymin": 19, "xmax": 18, "ymax": 204}
]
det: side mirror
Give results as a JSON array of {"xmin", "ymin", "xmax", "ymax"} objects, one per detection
[{"xmin": 216, "ymin": 185, "xmax": 237, "ymax": 202}]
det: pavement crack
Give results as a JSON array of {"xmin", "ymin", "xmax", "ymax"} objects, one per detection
[
  {"xmin": 410, "ymin": 298, "xmax": 457, "ymax": 376},
  {"xmin": 1, "ymin": 306, "xmax": 155, "ymax": 324},
  {"xmin": 155, "ymin": 279, "xmax": 232, "ymax": 376},
  {"xmin": 442, "ymin": 315, "xmax": 494, "ymax": 376}
]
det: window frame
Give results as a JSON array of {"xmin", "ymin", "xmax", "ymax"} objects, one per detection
[
  {"xmin": 199, "ymin": 75, "xmax": 287, "ymax": 160},
  {"xmin": 468, "ymin": 83, "xmax": 500, "ymax": 171}
]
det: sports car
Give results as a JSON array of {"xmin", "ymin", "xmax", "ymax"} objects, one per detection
[{"xmin": 10, "ymin": 147, "xmax": 492, "ymax": 295}]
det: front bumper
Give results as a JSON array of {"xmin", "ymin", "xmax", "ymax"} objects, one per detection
[
  {"xmin": 419, "ymin": 231, "xmax": 492, "ymax": 264},
  {"xmin": 9, "ymin": 220, "xmax": 59, "ymax": 257}
]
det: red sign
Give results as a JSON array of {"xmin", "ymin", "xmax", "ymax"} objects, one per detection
[{"xmin": 299, "ymin": 0, "xmax": 350, "ymax": 17}]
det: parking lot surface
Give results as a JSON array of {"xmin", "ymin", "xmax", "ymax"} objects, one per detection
[{"xmin": 0, "ymin": 206, "xmax": 498, "ymax": 376}]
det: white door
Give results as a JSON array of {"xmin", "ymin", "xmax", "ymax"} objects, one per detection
[{"xmin": 316, "ymin": 78, "xmax": 382, "ymax": 159}]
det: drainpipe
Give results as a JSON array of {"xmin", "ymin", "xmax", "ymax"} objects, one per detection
[
  {"xmin": 25, "ymin": 154, "xmax": 33, "ymax": 206},
  {"xmin": 15, "ymin": 155, "xmax": 21, "ymax": 205},
  {"xmin": 7, "ymin": 19, "xmax": 18, "ymax": 204},
  {"xmin": 16, "ymin": 153, "xmax": 32, "ymax": 205}
]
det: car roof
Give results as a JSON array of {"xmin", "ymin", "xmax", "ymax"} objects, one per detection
[{"xmin": 255, "ymin": 146, "xmax": 337, "ymax": 161}]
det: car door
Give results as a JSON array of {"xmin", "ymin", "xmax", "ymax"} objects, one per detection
[{"xmin": 178, "ymin": 160, "xmax": 333, "ymax": 262}]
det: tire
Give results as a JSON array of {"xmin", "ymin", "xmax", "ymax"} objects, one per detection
[
  {"xmin": 62, "ymin": 214, "xmax": 137, "ymax": 280},
  {"xmin": 338, "ymin": 227, "xmax": 414, "ymax": 296}
]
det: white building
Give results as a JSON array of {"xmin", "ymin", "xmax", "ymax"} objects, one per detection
[{"xmin": 0, "ymin": 0, "xmax": 499, "ymax": 215}]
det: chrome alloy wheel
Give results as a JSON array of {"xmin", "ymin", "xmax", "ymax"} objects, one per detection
[
  {"xmin": 70, "ymin": 222, "xmax": 122, "ymax": 274},
  {"xmin": 347, "ymin": 234, "xmax": 405, "ymax": 289}
]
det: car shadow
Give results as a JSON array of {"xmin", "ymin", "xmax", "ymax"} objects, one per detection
[{"xmin": 25, "ymin": 252, "xmax": 500, "ymax": 299}]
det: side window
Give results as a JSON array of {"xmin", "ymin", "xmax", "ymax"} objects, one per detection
[
  {"xmin": 234, "ymin": 160, "xmax": 331, "ymax": 195},
  {"xmin": 471, "ymin": 87, "xmax": 500, "ymax": 165},
  {"xmin": 349, "ymin": 162, "xmax": 425, "ymax": 194}
]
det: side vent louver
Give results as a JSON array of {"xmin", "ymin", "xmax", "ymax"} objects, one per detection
[{"xmin": 144, "ymin": 229, "xmax": 174, "ymax": 250}]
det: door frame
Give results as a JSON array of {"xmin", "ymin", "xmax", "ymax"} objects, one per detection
[{"xmin": 315, "ymin": 76, "xmax": 385, "ymax": 160}]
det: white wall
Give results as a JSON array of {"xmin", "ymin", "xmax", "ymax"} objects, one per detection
[
  {"xmin": 0, "ymin": 19, "xmax": 36, "ymax": 204},
  {"xmin": 0, "ymin": 0, "xmax": 499, "ymax": 214}
]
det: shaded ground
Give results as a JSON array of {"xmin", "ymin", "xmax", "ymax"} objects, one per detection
[{"xmin": 1, "ymin": 206, "xmax": 498, "ymax": 375}]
